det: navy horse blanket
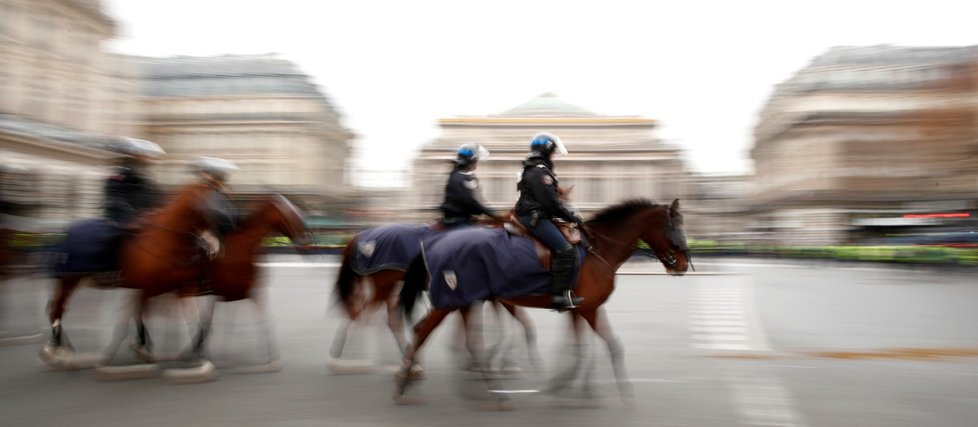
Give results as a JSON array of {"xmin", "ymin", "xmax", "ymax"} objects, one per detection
[
  {"xmin": 52, "ymin": 219, "xmax": 125, "ymax": 277},
  {"xmin": 421, "ymin": 227, "xmax": 584, "ymax": 310},
  {"xmin": 352, "ymin": 224, "xmax": 434, "ymax": 275}
]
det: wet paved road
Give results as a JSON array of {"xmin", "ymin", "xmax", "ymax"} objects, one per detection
[{"xmin": 2, "ymin": 255, "xmax": 977, "ymax": 426}]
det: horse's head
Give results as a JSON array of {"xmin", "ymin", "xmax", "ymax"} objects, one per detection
[
  {"xmin": 643, "ymin": 199, "xmax": 690, "ymax": 275},
  {"xmin": 586, "ymin": 198, "xmax": 691, "ymax": 276},
  {"xmin": 259, "ymin": 194, "xmax": 313, "ymax": 246}
]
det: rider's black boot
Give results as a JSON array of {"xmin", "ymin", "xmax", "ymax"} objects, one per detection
[{"xmin": 551, "ymin": 248, "xmax": 583, "ymax": 312}]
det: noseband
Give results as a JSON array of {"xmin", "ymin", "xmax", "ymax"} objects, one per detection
[{"xmin": 640, "ymin": 219, "xmax": 685, "ymax": 270}]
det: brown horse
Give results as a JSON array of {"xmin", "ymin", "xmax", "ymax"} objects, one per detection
[
  {"xmin": 43, "ymin": 183, "xmax": 218, "ymax": 365},
  {"xmin": 396, "ymin": 199, "xmax": 691, "ymax": 405},
  {"xmin": 186, "ymin": 194, "xmax": 311, "ymax": 363},
  {"xmin": 330, "ymin": 220, "xmax": 540, "ymax": 373}
]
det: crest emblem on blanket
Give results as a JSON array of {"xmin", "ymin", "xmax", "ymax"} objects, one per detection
[
  {"xmin": 358, "ymin": 240, "xmax": 376, "ymax": 258},
  {"xmin": 444, "ymin": 270, "xmax": 458, "ymax": 291}
]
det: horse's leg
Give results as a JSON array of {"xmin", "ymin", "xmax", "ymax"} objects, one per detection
[
  {"xmin": 385, "ymin": 280, "xmax": 408, "ymax": 358},
  {"xmin": 251, "ymin": 293, "xmax": 279, "ymax": 364},
  {"xmin": 329, "ymin": 274, "xmax": 368, "ymax": 360},
  {"xmin": 549, "ymin": 312, "xmax": 586, "ymax": 393},
  {"xmin": 47, "ymin": 275, "xmax": 83, "ymax": 350},
  {"xmin": 179, "ymin": 296, "xmax": 200, "ymax": 344},
  {"xmin": 188, "ymin": 295, "xmax": 216, "ymax": 361},
  {"xmin": 394, "ymin": 308, "xmax": 451, "ymax": 398},
  {"xmin": 132, "ymin": 294, "xmax": 155, "ymax": 360},
  {"xmin": 581, "ymin": 307, "xmax": 633, "ymax": 402},
  {"xmin": 328, "ymin": 311, "xmax": 352, "ymax": 359},
  {"xmin": 501, "ymin": 302, "xmax": 541, "ymax": 371},
  {"xmin": 459, "ymin": 304, "xmax": 512, "ymax": 408},
  {"xmin": 460, "ymin": 304, "xmax": 487, "ymax": 372},
  {"xmin": 481, "ymin": 301, "xmax": 505, "ymax": 372},
  {"xmin": 101, "ymin": 307, "xmax": 130, "ymax": 364}
]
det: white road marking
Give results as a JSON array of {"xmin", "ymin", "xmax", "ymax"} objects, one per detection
[{"xmin": 689, "ymin": 276, "xmax": 771, "ymax": 352}]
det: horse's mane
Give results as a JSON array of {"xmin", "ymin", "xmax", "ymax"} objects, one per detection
[
  {"xmin": 239, "ymin": 194, "xmax": 301, "ymax": 228},
  {"xmin": 587, "ymin": 198, "xmax": 671, "ymax": 225}
]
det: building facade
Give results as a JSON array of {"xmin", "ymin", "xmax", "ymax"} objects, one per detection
[
  {"xmin": 751, "ymin": 45, "xmax": 978, "ymax": 244},
  {"xmin": 0, "ymin": 0, "xmax": 122, "ymax": 227},
  {"xmin": 130, "ymin": 54, "xmax": 355, "ymax": 216},
  {"xmin": 407, "ymin": 93, "xmax": 689, "ymax": 223},
  {"xmin": 1, "ymin": 0, "xmax": 357, "ymax": 226}
]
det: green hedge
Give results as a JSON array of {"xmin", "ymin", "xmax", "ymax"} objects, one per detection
[{"xmin": 685, "ymin": 239, "xmax": 978, "ymax": 266}]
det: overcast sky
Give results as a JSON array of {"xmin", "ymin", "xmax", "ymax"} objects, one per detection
[{"xmin": 103, "ymin": 0, "xmax": 976, "ymax": 186}]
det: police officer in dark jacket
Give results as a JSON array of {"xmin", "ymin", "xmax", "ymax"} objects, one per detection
[
  {"xmin": 440, "ymin": 144, "xmax": 499, "ymax": 229},
  {"xmin": 190, "ymin": 157, "xmax": 240, "ymax": 294},
  {"xmin": 514, "ymin": 132, "xmax": 584, "ymax": 311},
  {"xmin": 104, "ymin": 137, "xmax": 165, "ymax": 227},
  {"xmin": 191, "ymin": 156, "xmax": 240, "ymax": 244}
]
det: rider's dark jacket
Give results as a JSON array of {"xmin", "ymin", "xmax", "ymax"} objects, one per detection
[
  {"xmin": 440, "ymin": 166, "xmax": 496, "ymax": 224},
  {"xmin": 201, "ymin": 183, "xmax": 238, "ymax": 238},
  {"xmin": 104, "ymin": 165, "xmax": 161, "ymax": 224},
  {"xmin": 514, "ymin": 153, "xmax": 577, "ymax": 222}
]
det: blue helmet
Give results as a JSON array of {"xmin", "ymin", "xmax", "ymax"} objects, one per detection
[
  {"xmin": 454, "ymin": 144, "xmax": 490, "ymax": 166},
  {"xmin": 530, "ymin": 132, "xmax": 567, "ymax": 156}
]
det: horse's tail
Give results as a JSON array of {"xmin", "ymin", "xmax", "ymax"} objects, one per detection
[
  {"xmin": 399, "ymin": 253, "xmax": 428, "ymax": 319},
  {"xmin": 332, "ymin": 234, "xmax": 359, "ymax": 313}
]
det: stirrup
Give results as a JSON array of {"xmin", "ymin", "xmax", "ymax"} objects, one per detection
[{"xmin": 551, "ymin": 291, "xmax": 583, "ymax": 312}]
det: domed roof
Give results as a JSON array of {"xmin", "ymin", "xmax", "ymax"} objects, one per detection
[{"xmin": 496, "ymin": 93, "xmax": 597, "ymax": 118}]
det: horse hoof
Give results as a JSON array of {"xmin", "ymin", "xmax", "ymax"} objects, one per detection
[
  {"xmin": 94, "ymin": 362, "xmax": 160, "ymax": 381},
  {"xmin": 163, "ymin": 359, "xmax": 218, "ymax": 384},
  {"xmin": 39, "ymin": 344, "xmax": 71, "ymax": 369},
  {"xmin": 130, "ymin": 343, "xmax": 155, "ymax": 363},
  {"xmin": 393, "ymin": 364, "xmax": 425, "ymax": 380},
  {"xmin": 392, "ymin": 393, "xmax": 421, "ymax": 405},
  {"xmin": 326, "ymin": 357, "xmax": 373, "ymax": 375},
  {"xmin": 408, "ymin": 364, "xmax": 425, "ymax": 380}
]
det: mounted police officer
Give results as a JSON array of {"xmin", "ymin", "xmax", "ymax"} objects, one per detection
[
  {"xmin": 514, "ymin": 132, "xmax": 584, "ymax": 311},
  {"xmin": 185, "ymin": 156, "xmax": 240, "ymax": 295},
  {"xmin": 439, "ymin": 144, "xmax": 500, "ymax": 229},
  {"xmin": 104, "ymin": 137, "xmax": 165, "ymax": 228},
  {"xmin": 190, "ymin": 156, "xmax": 240, "ymax": 258}
]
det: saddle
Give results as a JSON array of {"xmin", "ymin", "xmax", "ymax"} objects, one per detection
[{"xmin": 503, "ymin": 214, "xmax": 580, "ymax": 271}]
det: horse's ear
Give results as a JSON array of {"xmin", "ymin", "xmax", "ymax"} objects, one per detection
[{"xmin": 670, "ymin": 199, "xmax": 680, "ymax": 217}]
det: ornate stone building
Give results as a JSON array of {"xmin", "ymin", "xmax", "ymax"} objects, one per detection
[
  {"xmin": 129, "ymin": 54, "xmax": 355, "ymax": 216},
  {"xmin": 751, "ymin": 45, "xmax": 978, "ymax": 244},
  {"xmin": 1, "ymin": 0, "xmax": 356, "ymax": 225},
  {"xmin": 407, "ymin": 93, "xmax": 689, "ymax": 223},
  {"xmin": 0, "ymin": 0, "xmax": 124, "ymax": 226},
  {"xmin": 684, "ymin": 174, "xmax": 753, "ymax": 242}
]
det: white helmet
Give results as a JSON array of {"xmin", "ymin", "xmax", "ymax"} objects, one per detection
[
  {"xmin": 191, "ymin": 156, "xmax": 238, "ymax": 179},
  {"xmin": 114, "ymin": 137, "xmax": 165, "ymax": 159}
]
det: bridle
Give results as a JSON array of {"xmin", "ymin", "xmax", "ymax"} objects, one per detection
[
  {"xmin": 271, "ymin": 196, "xmax": 308, "ymax": 242},
  {"xmin": 580, "ymin": 213, "xmax": 690, "ymax": 272},
  {"xmin": 236, "ymin": 198, "xmax": 306, "ymax": 242}
]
